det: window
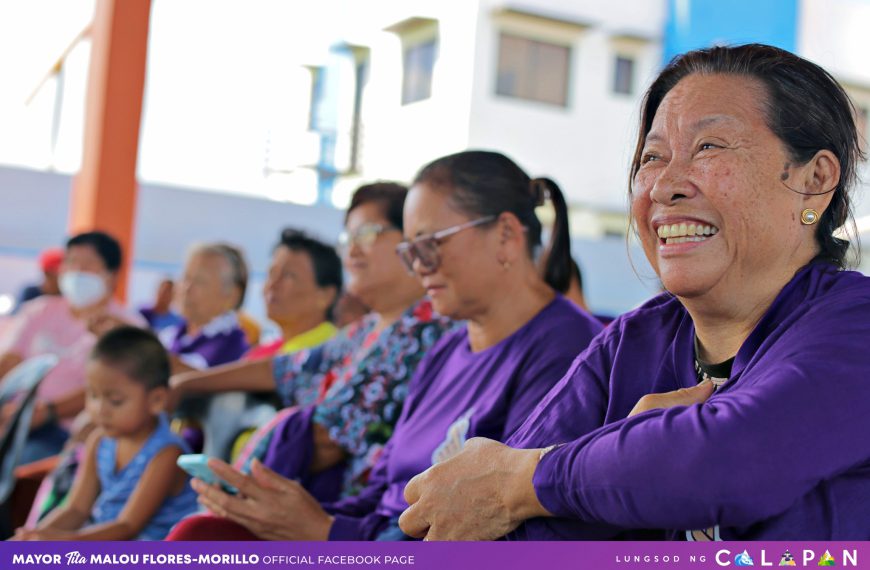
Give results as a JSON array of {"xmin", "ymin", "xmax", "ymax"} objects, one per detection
[
  {"xmin": 613, "ymin": 56, "xmax": 635, "ymax": 95},
  {"xmin": 496, "ymin": 33, "xmax": 571, "ymax": 107},
  {"xmin": 402, "ymin": 39, "xmax": 437, "ymax": 105},
  {"xmin": 386, "ymin": 17, "xmax": 439, "ymax": 105}
]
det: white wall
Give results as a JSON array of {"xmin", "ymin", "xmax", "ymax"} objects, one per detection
[{"xmin": 798, "ymin": 0, "xmax": 870, "ymax": 87}]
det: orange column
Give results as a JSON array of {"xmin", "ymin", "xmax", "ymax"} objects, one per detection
[{"xmin": 69, "ymin": 0, "xmax": 151, "ymax": 302}]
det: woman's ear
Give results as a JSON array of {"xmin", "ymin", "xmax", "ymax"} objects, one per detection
[
  {"xmin": 495, "ymin": 212, "xmax": 528, "ymax": 267},
  {"xmin": 497, "ymin": 212, "xmax": 525, "ymax": 244},
  {"xmin": 800, "ymin": 149, "xmax": 840, "ymax": 212}
]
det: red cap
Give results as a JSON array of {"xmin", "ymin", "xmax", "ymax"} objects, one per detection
[{"xmin": 38, "ymin": 248, "xmax": 64, "ymax": 273}]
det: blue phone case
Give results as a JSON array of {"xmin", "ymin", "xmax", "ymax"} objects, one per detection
[{"xmin": 177, "ymin": 454, "xmax": 238, "ymax": 494}]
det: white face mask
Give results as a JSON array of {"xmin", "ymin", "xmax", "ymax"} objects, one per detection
[{"xmin": 59, "ymin": 271, "xmax": 108, "ymax": 309}]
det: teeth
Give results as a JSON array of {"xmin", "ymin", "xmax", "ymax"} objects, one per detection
[
  {"xmin": 657, "ymin": 223, "xmax": 718, "ymax": 239},
  {"xmin": 665, "ymin": 236, "xmax": 708, "ymax": 244}
]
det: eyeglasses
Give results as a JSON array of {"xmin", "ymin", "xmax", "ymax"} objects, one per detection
[
  {"xmin": 396, "ymin": 216, "xmax": 497, "ymax": 274},
  {"xmin": 338, "ymin": 223, "xmax": 399, "ymax": 254}
]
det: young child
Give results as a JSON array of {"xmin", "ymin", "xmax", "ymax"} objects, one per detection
[{"xmin": 13, "ymin": 326, "xmax": 199, "ymax": 540}]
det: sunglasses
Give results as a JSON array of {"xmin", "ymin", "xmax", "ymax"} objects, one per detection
[
  {"xmin": 395, "ymin": 216, "xmax": 497, "ymax": 274},
  {"xmin": 338, "ymin": 223, "xmax": 399, "ymax": 254}
]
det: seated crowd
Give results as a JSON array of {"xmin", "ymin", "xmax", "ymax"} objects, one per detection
[{"xmin": 1, "ymin": 43, "xmax": 868, "ymax": 542}]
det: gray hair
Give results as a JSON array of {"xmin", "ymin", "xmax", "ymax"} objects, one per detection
[{"xmin": 187, "ymin": 242, "xmax": 249, "ymax": 309}]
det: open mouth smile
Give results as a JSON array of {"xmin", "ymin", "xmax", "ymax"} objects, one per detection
[{"xmin": 656, "ymin": 222, "xmax": 719, "ymax": 245}]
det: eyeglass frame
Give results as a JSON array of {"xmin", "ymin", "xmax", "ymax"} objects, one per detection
[
  {"xmin": 395, "ymin": 215, "xmax": 498, "ymax": 273},
  {"xmin": 338, "ymin": 223, "xmax": 400, "ymax": 253}
]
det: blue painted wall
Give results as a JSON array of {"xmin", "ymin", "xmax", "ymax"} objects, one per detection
[{"xmin": 663, "ymin": 0, "xmax": 799, "ymax": 64}]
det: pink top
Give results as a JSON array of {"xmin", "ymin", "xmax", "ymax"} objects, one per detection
[{"xmin": 0, "ymin": 296, "xmax": 146, "ymax": 407}]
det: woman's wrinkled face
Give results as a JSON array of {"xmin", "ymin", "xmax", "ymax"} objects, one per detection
[
  {"xmin": 632, "ymin": 73, "xmax": 811, "ymax": 299},
  {"xmin": 178, "ymin": 252, "xmax": 239, "ymax": 325},
  {"xmin": 342, "ymin": 202, "xmax": 405, "ymax": 302},
  {"xmin": 402, "ymin": 183, "xmax": 502, "ymax": 319}
]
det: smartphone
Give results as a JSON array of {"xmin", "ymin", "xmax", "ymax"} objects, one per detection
[{"xmin": 176, "ymin": 454, "xmax": 238, "ymax": 495}]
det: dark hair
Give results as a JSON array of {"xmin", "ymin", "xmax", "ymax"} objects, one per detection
[
  {"xmin": 413, "ymin": 150, "xmax": 573, "ymax": 292},
  {"xmin": 345, "ymin": 182, "xmax": 408, "ymax": 231},
  {"xmin": 66, "ymin": 231, "xmax": 122, "ymax": 273},
  {"xmin": 91, "ymin": 326, "xmax": 170, "ymax": 391},
  {"xmin": 631, "ymin": 43, "xmax": 865, "ymax": 269},
  {"xmin": 276, "ymin": 228, "xmax": 343, "ymax": 320},
  {"xmin": 190, "ymin": 243, "xmax": 249, "ymax": 309}
]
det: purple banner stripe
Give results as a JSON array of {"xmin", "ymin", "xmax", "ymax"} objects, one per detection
[{"xmin": 1, "ymin": 541, "xmax": 869, "ymax": 570}]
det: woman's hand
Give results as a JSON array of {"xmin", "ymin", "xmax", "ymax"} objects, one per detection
[
  {"xmin": 399, "ymin": 437, "xmax": 550, "ymax": 541},
  {"xmin": 628, "ymin": 379, "xmax": 714, "ymax": 417},
  {"xmin": 191, "ymin": 458, "xmax": 334, "ymax": 541}
]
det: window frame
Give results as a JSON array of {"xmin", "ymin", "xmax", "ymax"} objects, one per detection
[{"xmin": 494, "ymin": 31, "xmax": 573, "ymax": 108}]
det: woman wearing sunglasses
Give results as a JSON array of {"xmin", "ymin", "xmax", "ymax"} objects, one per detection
[{"xmin": 179, "ymin": 150, "xmax": 604, "ymax": 541}]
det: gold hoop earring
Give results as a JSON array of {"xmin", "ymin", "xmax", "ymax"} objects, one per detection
[{"xmin": 800, "ymin": 209, "xmax": 819, "ymax": 225}]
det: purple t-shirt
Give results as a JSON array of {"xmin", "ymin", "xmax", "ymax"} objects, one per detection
[
  {"xmin": 326, "ymin": 296, "xmax": 604, "ymax": 540},
  {"xmin": 158, "ymin": 311, "xmax": 248, "ymax": 369},
  {"xmin": 509, "ymin": 261, "xmax": 870, "ymax": 540}
]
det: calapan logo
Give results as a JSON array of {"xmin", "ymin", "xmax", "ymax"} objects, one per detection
[{"xmin": 716, "ymin": 549, "xmax": 857, "ymax": 567}]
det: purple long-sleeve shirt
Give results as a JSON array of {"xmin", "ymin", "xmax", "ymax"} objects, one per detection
[
  {"xmin": 509, "ymin": 261, "xmax": 870, "ymax": 540},
  {"xmin": 326, "ymin": 296, "xmax": 604, "ymax": 540}
]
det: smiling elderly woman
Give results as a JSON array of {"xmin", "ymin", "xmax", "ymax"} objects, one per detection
[{"xmin": 399, "ymin": 44, "xmax": 870, "ymax": 541}]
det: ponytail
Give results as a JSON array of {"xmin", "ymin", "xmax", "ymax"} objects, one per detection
[{"xmin": 531, "ymin": 178, "xmax": 572, "ymax": 293}]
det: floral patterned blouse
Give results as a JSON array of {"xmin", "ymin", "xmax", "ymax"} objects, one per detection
[{"xmin": 271, "ymin": 298, "xmax": 456, "ymax": 495}]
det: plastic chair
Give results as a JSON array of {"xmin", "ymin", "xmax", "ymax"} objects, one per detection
[
  {"xmin": 201, "ymin": 392, "xmax": 278, "ymax": 461},
  {"xmin": 0, "ymin": 354, "xmax": 59, "ymax": 504}
]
